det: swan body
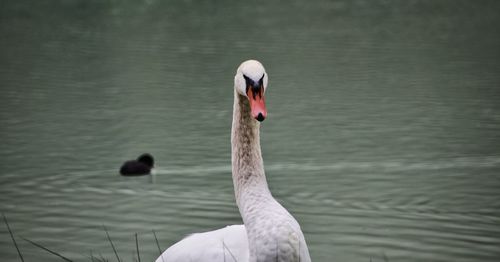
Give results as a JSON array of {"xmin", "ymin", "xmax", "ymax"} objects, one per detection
[
  {"xmin": 156, "ymin": 60, "xmax": 311, "ymax": 262},
  {"xmin": 157, "ymin": 225, "xmax": 248, "ymax": 261}
]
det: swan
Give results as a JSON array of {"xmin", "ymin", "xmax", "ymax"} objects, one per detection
[{"xmin": 156, "ymin": 60, "xmax": 311, "ymax": 262}]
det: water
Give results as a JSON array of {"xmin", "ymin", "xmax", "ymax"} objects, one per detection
[{"xmin": 1, "ymin": 0, "xmax": 500, "ymax": 261}]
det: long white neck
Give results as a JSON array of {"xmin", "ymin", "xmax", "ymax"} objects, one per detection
[
  {"xmin": 231, "ymin": 91, "xmax": 271, "ymax": 205},
  {"xmin": 231, "ymin": 90, "xmax": 311, "ymax": 262}
]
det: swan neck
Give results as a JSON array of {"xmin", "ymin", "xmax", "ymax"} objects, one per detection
[
  {"xmin": 230, "ymin": 90, "xmax": 310, "ymax": 261},
  {"xmin": 231, "ymin": 91, "xmax": 269, "ymax": 204}
]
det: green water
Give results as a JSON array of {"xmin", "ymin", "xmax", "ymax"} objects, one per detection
[{"xmin": 1, "ymin": 0, "xmax": 500, "ymax": 261}]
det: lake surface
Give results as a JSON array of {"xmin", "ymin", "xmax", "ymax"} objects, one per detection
[{"xmin": 1, "ymin": 0, "xmax": 500, "ymax": 261}]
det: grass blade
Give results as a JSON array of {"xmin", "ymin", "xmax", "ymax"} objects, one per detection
[
  {"xmin": 103, "ymin": 226, "xmax": 121, "ymax": 262},
  {"xmin": 99, "ymin": 253, "xmax": 109, "ymax": 262},
  {"xmin": 135, "ymin": 233, "xmax": 141, "ymax": 262},
  {"xmin": 2, "ymin": 214, "xmax": 25, "ymax": 262},
  {"xmin": 21, "ymin": 237, "xmax": 73, "ymax": 262},
  {"xmin": 89, "ymin": 251, "xmax": 97, "ymax": 262},
  {"xmin": 222, "ymin": 240, "xmax": 238, "ymax": 262},
  {"xmin": 152, "ymin": 230, "xmax": 165, "ymax": 262}
]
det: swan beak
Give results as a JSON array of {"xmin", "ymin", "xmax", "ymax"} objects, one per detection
[{"xmin": 247, "ymin": 87, "xmax": 267, "ymax": 122}]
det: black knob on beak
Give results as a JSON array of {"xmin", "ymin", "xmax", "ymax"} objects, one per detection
[{"xmin": 256, "ymin": 113, "xmax": 265, "ymax": 122}]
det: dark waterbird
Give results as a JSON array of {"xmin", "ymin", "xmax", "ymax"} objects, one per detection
[{"xmin": 119, "ymin": 153, "xmax": 154, "ymax": 176}]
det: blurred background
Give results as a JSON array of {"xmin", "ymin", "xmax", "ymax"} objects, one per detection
[{"xmin": 1, "ymin": 0, "xmax": 500, "ymax": 261}]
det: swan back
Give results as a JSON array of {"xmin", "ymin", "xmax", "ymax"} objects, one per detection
[{"xmin": 155, "ymin": 225, "xmax": 248, "ymax": 262}]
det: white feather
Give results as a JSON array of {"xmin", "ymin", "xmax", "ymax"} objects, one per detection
[
  {"xmin": 156, "ymin": 60, "xmax": 311, "ymax": 262},
  {"xmin": 155, "ymin": 225, "xmax": 248, "ymax": 262}
]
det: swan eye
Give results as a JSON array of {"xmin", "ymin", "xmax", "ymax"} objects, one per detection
[
  {"xmin": 243, "ymin": 74, "xmax": 253, "ymax": 86},
  {"xmin": 243, "ymin": 74, "xmax": 264, "ymax": 96}
]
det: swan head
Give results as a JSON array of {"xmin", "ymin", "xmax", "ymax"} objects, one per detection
[{"xmin": 234, "ymin": 60, "xmax": 268, "ymax": 122}]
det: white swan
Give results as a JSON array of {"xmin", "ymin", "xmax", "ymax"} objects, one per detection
[{"xmin": 156, "ymin": 60, "xmax": 311, "ymax": 262}]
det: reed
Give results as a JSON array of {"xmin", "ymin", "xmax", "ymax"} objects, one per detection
[
  {"xmin": 97, "ymin": 253, "xmax": 109, "ymax": 262},
  {"xmin": 382, "ymin": 251, "xmax": 389, "ymax": 262},
  {"xmin": 135, "ymin": 233, "xmax": 141, "ymax": 262},
  {"xmin": 88, "ymin": 251, "xmax": 109, "ymax": 262},
  {"xmin": 152, "ymin": 230, "xmax": 165, "ymax": 262},
  {"xmin": 2, "ymin": 220, "xmax": 253, "ymax": 262},
  {"xmin": 222, "ymin": 240, "xmax": 238, "ymax": 262},
  {"xmin": 2, "ymin": 213, "xmax": 24, "ymax": 262},
  {"xmin": 103, "ymin": 225, "xmax": 121, "ymax": 262},
  {"xmin": 22, "ymin": 237, "xmax": 74, "ymax": 262}
]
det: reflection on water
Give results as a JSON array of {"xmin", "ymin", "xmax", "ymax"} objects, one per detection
[{"xmin": 1, "ymin": 0, "xmax": 500, "ymax": 261}]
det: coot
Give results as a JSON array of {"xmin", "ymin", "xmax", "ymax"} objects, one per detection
[{"xmin": 120, "ymin": 153, "xmax": 154, "ymax": 176}]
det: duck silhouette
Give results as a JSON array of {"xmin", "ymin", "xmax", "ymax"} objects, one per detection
[{"xmin": 119, "ymin": 153, "xmax": 154, "ymax": 176}]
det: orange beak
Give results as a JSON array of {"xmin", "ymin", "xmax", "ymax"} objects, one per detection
[{"xmin": 247, "ymin": 87, "xmax": 267, "ymax": 122}]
